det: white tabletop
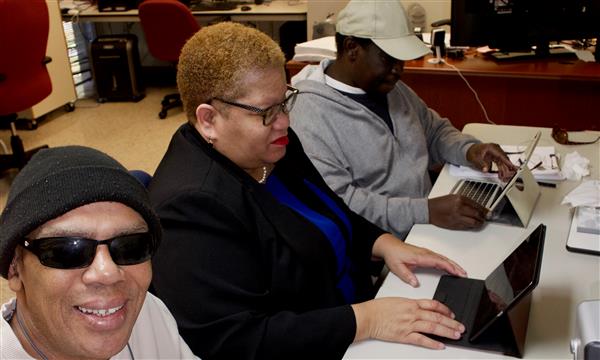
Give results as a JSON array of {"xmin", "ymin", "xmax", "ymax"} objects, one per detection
[
  {"xmin": 69, "ymin": 0, "xmax": 307, "ymax": 22},
  {"xmin": 344, "ymin": 124, "xmax": 600, "ymax": 359}
]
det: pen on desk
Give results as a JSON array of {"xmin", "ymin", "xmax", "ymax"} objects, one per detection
[
  {"xmin": 550, "ymin": 153, "xmax": 561, "ymax": 171},
  {"xmin": 516, "ymin": 178, "xmax": 557, "ymax": 188}
]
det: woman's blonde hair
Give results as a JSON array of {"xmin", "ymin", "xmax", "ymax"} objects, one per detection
[{"xmin": 177, "ymin": 22, "xmax": 286, "ymax": 123}]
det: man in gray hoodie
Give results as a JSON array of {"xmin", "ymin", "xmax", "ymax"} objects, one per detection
[{"xmin": 291, "ymin": 0, "xmax": 515, "ymax": 239}]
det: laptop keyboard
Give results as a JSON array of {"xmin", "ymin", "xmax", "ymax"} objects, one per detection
[{"xmin": 456, "ymin": 180, "xmax": 500, "ymax": 207}]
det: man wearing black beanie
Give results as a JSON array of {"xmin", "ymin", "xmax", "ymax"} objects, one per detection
[{"xmin": 0, "ymin": 146, "xmax": 196, "ymax": 359}]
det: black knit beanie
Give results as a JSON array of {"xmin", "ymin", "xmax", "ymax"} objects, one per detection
[{"xmin": 0, "ymin": 146, "xmax": 161, "ymax": 278}]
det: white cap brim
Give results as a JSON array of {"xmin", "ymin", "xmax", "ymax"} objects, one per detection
[{"xmin": 373, "ymin": 35, "xmax": 431, "ymax": 61}]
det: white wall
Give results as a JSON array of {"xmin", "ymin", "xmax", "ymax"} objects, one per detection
[
  {"xmin": 402, "ymin": 0, "xmax": 451, "ymax": 31},
  {"xmin": 307, "ymin": 0, "xmax": 451, "ymax": 39},
  {"xmin": 307, "ymin": 1, "xmax": 348, "ymax": 40}
]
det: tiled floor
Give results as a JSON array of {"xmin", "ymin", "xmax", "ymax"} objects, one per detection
[{"xmin": 0, "ymin": 86, "xmax": 186, "ymax": 304}]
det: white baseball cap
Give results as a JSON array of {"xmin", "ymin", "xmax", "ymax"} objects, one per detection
[{"xmin": 336, "ymin": 0, "xmax": 431, "ymax": 61}]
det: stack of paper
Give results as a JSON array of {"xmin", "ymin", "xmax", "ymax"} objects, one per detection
[
  {"xmin": 292, "ymin": 36, "xmax": 336, "ymax": 62},
  {"xmin": 576, "ymin": 207, "xmax": 600, "ymax": 235},
  {"xmin": 564, "ymin": 180, "xmax": 600, "ymax": 255},
  {"xmin": 449, "ymin": 145, "xmax": 565, "ymax": 182}
]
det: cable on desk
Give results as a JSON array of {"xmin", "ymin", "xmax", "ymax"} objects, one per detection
[
  {"xmin": 64, "ymin": 0, "xmax": 93, "ymax": 24},
  {"xmin": 0, "ymin": 139, "xmax": 8, "ymax": 155},
  {"xmin": 439, "ymin": 58, "xmax": 496, "ymax": 125}
]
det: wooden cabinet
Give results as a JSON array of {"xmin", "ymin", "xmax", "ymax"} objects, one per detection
[
  {"xmin": 401, "ymin": 53, "xmax": 600, "ymax": 131},
  {"xmin": 287, "ymin": 53, "xmax": 600, "ymax": 131}
]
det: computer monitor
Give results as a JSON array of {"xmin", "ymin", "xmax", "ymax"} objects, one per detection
[{"xmin": 450, "ymin": 0, "xmax": 599, "ymax": 59}]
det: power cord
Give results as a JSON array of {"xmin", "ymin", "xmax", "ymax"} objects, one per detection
[
  {"xmin": 427, "ymin": 47, "xmax": 495, "ymax": 125},
  {"xmin": 0, "ymin": 139, "xmax": 8, "ymax": 155}
]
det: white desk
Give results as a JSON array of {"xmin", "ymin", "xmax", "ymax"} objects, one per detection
[
  {"xmin": 70, "ymin": 1, "xmax": 307, "ymax": 23},
  {"xmin": 345, "ymin": 124, "xmax": 600, "ymax": 359}
]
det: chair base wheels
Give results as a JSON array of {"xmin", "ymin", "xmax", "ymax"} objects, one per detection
[
  {"xmin": 0, "ymin": 116, "xmax": 38, "ymax": 131},
  {"xmin": 0, "ymin": 141, "xmax": 49, "ymax": 176},
  {"xmin": 157, "ymin": 92, "xmax": 182, "ymax": 119},
  {"xmin": 64, "ymin": 102, "xmax": 76, "ymax": 112}
]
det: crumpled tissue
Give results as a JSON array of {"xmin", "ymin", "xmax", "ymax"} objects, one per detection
[
  {"xmin": 562, "ymin": 151, "xmax": 590, "ymax": 181},
  {"xmin": 562, "ymin": 180, "xmax": 600, "ymax": 208}
]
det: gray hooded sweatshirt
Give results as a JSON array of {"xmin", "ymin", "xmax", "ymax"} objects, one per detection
[{"xmin": 290, "ymin": 59, "xmax": 479, "ymax": 239}]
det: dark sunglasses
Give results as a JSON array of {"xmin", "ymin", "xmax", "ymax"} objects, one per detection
[
  {"xmin": 21, "ymin": 233, "xmax": 155, "ymax": 269},
  {"xmin": 552, "ymin": 127, "xmax": 600, "ymax": 145}
]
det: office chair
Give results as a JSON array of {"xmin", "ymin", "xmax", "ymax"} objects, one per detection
[
  {"xmin": 0, "ymin": 0, "xmax": 51, "ymax": 174},
  {"xmin": 138, "ymin": 0, "xmax": 200, "ymax": 119}
]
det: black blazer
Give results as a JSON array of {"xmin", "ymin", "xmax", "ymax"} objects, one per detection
[{"xmin": 149, "ymin": 123, "xmax": 384, "ymax": 360}]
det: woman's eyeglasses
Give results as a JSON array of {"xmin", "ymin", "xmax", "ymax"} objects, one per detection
[
  {"xmin": 552, "ymin": 127, "xmax": 600, "ymax": 145},
  {"xmin": 21, "ymin": 233, "xmax": 155, "ymax": 269},
  {"xmin": 212, "ymin": 86, "xmax": 299, "ymax": 126}
]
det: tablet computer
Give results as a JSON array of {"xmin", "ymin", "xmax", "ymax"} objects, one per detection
[
  {"xmin": 485, "ymin": 131, "xmax": 541, "ymax": 215},
  {"xmin": 450, "ymin": 131, "xmax": 541, "ymax": 218},
  {"xmin": 469, "ymin": 223, "xmax": 546, "ymax": 341},
  {"xmin": 433, "ymin": 224, "xmax": 546, "ymax": 344}
]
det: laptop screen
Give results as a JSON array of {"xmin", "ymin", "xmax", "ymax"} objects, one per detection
[{"xmin": 469, "ymin": 224, "xmax": 546, "ymax": 341}]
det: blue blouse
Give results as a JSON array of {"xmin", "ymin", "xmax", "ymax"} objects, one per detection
[{"xmin": 266, "ymin": 174, "xmax": 355, "ymax": 303}]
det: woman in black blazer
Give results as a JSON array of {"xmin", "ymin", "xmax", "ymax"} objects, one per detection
[{"xmin": 149, "ymin": 22, "xmax": 466, "ymax": 360}]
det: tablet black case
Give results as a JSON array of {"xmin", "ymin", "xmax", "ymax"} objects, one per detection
[
  {"xmin": 433, "ymin": 276, "xmax": 531, "ymax": 357},
  {"xmin": 432, "ymin": 224, "xmax": 546, "ymax": 358}
]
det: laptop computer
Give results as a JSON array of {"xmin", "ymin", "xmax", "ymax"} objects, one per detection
[
  {"xmin": 432, "ymin": 224, "xmax": 546, "ymax": 356},
  {"xmin": 450, "ymin": 131, "xmax": 542, "ymax": 227}
]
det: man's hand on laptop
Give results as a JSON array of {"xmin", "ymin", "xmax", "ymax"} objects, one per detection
[
  {"xmin": 466, "ymin": 143, "xmax": 518, "ymax": 181},
  {"xmin": 428, "ymin": 194, "xmax": 488, "ymax": 230}
]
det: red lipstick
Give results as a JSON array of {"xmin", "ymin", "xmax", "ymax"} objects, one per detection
[{"xmin": 272, "ymin": 136, "xmax": 289, "ymax": 146}]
